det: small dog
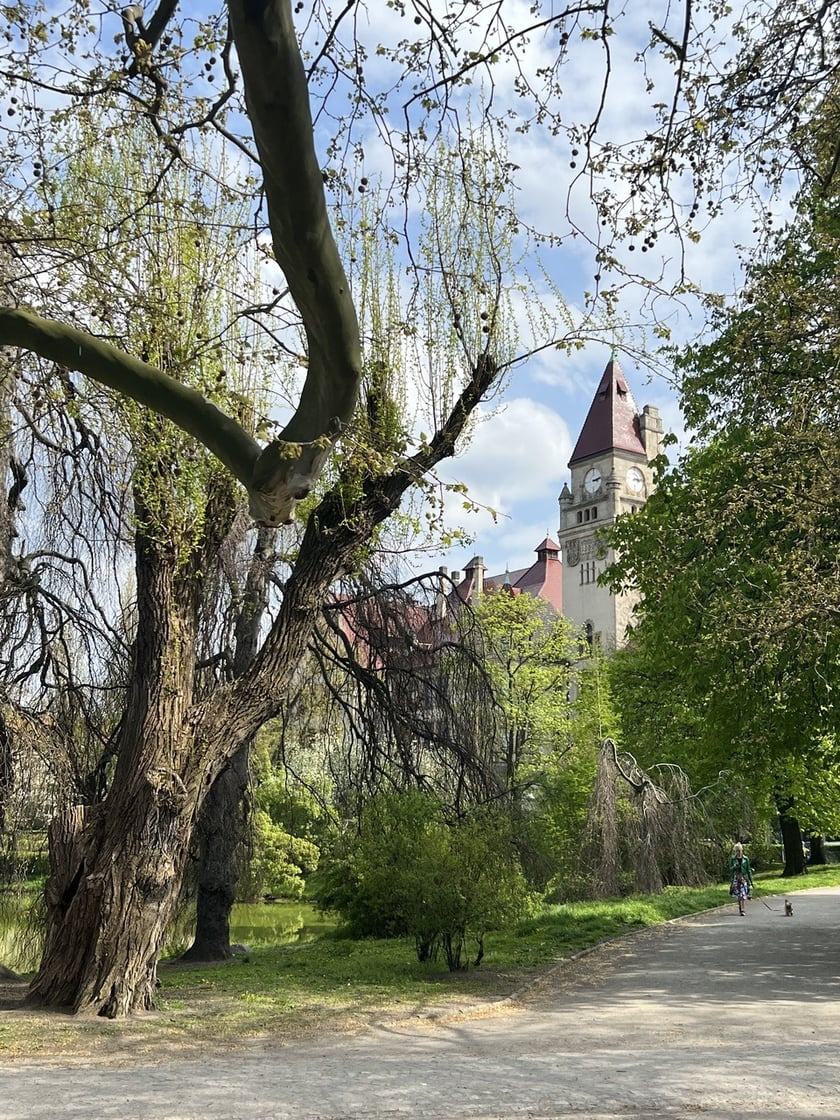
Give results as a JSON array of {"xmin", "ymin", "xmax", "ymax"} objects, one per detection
[{"xmin": 784, "ymin": 899, "xmax": 794, "ymax": 917}]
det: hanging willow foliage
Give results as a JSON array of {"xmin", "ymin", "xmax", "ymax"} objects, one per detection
[{"xmin": 584, "ymin": 739, "xmax": 717, "ymax": 898}]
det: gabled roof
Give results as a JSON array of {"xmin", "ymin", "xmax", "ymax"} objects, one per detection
[
  {"xmin": 483, "ymin": 537, "xmax": 563, "ymax": 613},
  {"xmin": 569, "ymin": 358, "xmax": 647, "ymax": 465}
]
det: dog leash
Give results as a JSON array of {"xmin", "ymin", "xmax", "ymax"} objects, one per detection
[{"xmin": 752, "ymin": 889, "xmax": 780, "ymax": 911}]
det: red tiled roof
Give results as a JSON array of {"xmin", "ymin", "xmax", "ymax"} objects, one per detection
[
  {"xmin": 484, "ymin": 539, "xmax": 563, "ymax": 613},
  {"xmin": 569, "ymin": 358, "xmax": 647, "ymax": 465},
  {"xmin": 499, "ymin": 565, "xmax": 530, "ymax": 585}
]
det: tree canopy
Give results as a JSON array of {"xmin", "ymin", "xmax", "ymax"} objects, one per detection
[{"xmin": 606, "ymin": 91, "xmax": 840, "ymax": 837}]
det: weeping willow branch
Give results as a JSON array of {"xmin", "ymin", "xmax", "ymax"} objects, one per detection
[
  {"xmin": 584, "ymin": 737, "xmax": 717, "ymax": 897},
  {"xmin": 307, "ymin": 571, "xmax": 504, "ymax": 815}
]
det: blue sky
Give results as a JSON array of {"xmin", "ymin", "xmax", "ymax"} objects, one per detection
[
  {"xmin": 291, "ymin": 4, "xmax": 791, "ymax": 580},
  {"xmin": 434, "ymin": 345, "xmax": 681, "ymax": 581},
  {"xmin": 431, "ymin": 177, "xmax": 770, "ymax": 579},
  {"xmin": 431, "ymin": 174, "xmax": 784, "ymax": 580}
]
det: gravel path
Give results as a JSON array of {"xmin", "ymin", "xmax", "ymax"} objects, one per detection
[{"xmin": 3, "ymin": 886, "xmax": 839, "ymax": 1120}]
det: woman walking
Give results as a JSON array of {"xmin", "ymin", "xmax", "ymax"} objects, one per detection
[{"xmin": 728, "ymin": 842, "xmax": 755, "ymax": 916}]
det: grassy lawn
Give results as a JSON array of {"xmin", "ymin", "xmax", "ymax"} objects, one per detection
[{"xmin": 2, "ymin": 864, "xmax": 839, "ymax": 1060}]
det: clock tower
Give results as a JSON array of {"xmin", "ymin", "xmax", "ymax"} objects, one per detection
[{"xmin": 557, "ymin": 357, "xmax": 663, "ymax": 649}]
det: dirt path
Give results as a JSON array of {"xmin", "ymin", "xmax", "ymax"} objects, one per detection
[{"xmin": 3, "ymin": 887, "xmax": 840, "ymax": 1119}]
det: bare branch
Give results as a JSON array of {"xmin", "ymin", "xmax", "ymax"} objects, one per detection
[{"xmin": 227, "ymin": 0, "xmax": 363, "ymax": 522}]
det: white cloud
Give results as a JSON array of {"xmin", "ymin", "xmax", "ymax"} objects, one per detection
[
  {"xmin": 430, "ymin": 396, "xmax": 574, "ymax": 573},
  {"xmin": 446, "ymin": 397, "xmax": 573, "ymax": 508}
]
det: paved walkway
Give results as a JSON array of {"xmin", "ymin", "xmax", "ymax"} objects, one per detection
[{"xmin": 3, "ymin": 886, "xmax": 840, "ymax": 1119}]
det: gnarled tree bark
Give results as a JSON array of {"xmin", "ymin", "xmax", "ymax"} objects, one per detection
[
  {"xmin": 13, "ymin": 0, "xmax": 503, "ymax": 1015},
  {"xmin": 24, "ymin": 498, "xmax": 213, "ymax": 1014},
  {"xmin": 183, "ymin": 527, "xmax": 276, "ymax": 961}
]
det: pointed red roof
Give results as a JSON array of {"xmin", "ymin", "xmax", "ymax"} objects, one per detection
[
  {"xmin": 534, "ymin": 537, "xmax": 560, "ymax": 557},
  {"xmin": 569, "ymin": 358, "xmax": 647, "ymax": 465},
  {"xmin": 484, "ymin": 538, "xmax": 563, "ymax": 613}
]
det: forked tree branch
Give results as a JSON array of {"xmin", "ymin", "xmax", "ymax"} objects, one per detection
[{"xmin": 0, "ymin": 0, "xmax": 362, "ymax": 527}]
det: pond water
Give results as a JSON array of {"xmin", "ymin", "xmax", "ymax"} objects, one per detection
[
  {"xmin": 230, "ymin": 901, "xmax": 333, "ymax": 948},
  {"xmin": 0, "ymin": 891, "xmax": 331, "ymax": 975},
  {"xmin": 0, "ymin": 888, "xmax": 42, "ymax": 973}
]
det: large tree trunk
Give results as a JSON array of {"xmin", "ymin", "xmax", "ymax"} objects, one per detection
[
  {"xmin": 26, "ymin": 795, "xmax": 192, "ymax": 1015},
  {"xmin": 0, "ymin": 714, "xmax": 11, "ymax": 837},
  {"xmin": 25, "ymin": 495, "xmax": 355, "ymax": 1014},
  {"xmin": 808, "ymin": 834, "xmax": 826, "ymax": 866},
  {"xmin": 777, "ymin": 796, "xmax": 806, "ymax": 877},
  {"xmin": 26, "ymin": 515, "xmax": 208, "ymax": 1015},
  {"xmin": 184, "ymin": 527, "xmax": 276, "ymax": 961},
  {"xmin": 181, "ymin": 741, "xmax": 250, "ymax": 962},
  {"xmin": 0, "ymin": 356, "xmax": 21, "ymax": 836}
]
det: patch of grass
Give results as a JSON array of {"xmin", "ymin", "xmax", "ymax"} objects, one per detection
[
  {"xmin": 3, "ymin": 866, "xmax": 840, "ymax": 1060},
  {"xmin": 753, "ymin": 863, "xmax": 840, "ymax": 895}
]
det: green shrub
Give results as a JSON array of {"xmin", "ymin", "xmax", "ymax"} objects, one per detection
[
  {"xmin": 239, "ymin": 809, "xmax": 320, "ymax": 901},
  {"xmin": 314, "ymin": 790, "xmax": 534, "ymax": 970},
  {"xmin": 256, "ymin": 777, "xmax": 332, "ymax": 848},
  {"xmin": 240, "ymin": 774, "xmax": 334, "ymax": 901}
]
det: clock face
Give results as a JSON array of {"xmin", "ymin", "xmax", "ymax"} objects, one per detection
[
  {"xmin": 627, "ymin": 466, "xmax": 645, "ymax": 494},
  {"xmin": 584, "ymin": 468, "xmax": 602, "ymax": 494}
]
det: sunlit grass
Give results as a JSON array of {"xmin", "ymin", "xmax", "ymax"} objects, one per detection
[
  {"xmin": 157, "ymin": 865, "xmax": 840, "ymax": 1012},
  {"xmin": 2, "ymin": 864, "xmax": 840, "ymax": 1059}
]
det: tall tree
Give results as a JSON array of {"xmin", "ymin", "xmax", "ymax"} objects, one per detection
[
  {"xmin": 0, "ymin": 0, "xmax": 837, "ymax": 1015},
  {"xmin": 606, "ymin": 91, "xmax": 840, "ymax": 869},
  {"xmin": 468, "ymin": 590, "xmax": 617, "ymax": 896},
  {"xmin": 0, "ymin": 5, "xmax": 529, "ymax": 1015},
  {"xmin": 471, "ymin": 590, "xmax": 579, "ymax": 787}
]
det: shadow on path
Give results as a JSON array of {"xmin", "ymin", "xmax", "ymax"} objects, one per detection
[{"xmin": 1, "ymin": 887, "xmax": 839, "ymax": 1120}]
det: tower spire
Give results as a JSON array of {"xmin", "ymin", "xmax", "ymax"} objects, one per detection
[{"xmin": 568, "ymin": 356, "xmax": 646, "ymax": 465}]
